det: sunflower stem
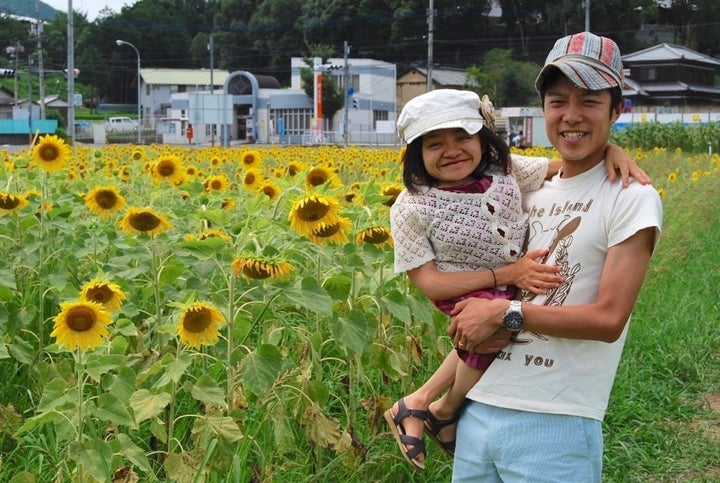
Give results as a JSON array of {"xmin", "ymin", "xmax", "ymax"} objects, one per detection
[
  {"xmin": 226, "ymin": 271, "xmax": 235, "ymax": 411},
  {"xmin": 75, "ymin": 348, "xmax": 85, "ymax": 483}
]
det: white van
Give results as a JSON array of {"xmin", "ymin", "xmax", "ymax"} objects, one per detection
[{"xmin": 105, "ymin": 116, "xmax": 138, "ymax": 132}]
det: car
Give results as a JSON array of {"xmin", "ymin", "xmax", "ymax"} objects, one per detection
[{"xmin": 105, "ymin": 116, "xmax": 138, "ymax": 132}]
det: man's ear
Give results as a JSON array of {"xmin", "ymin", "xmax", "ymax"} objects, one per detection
[{"xmin": 610, "ymin": 102, "xmax": 622, "ymax": 123}]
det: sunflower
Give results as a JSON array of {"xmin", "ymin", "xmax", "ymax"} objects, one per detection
[
  {"xmin": 197, "ymin": 229, "xmax": 232, "ymax": 243},
  {"xmin": 381, "ymin": 184, "xmax": 404, "ymax": 207},
  {"xmin": 285, "ymin": 161, "xmax": 305, "ymax": 177},
  {"xmin": 177, "ymin": 302, "xmax": 225, "ymax": 349},
  {"xmin": 120, "ymin": 207, "xmax": 172, "ymax": 236},
  {"xmin": 84, "ymin": 186, "xmax": 126, "ymax": 218},
  {"xmin": 204, "ymin": 174, "xmax": 229, "ymax": 193},
  {"xmin": 119, "ymin": 165, "xmax": 132, "ymax": 181},
  {"xmin": 79, "ymin": 279, "xmax": 126, "ymax": 313},
  {"xmin": 356, "ymin": 226, "xmax": 393, "ymax": 247},
  {"xmin": 131, "ymin": 149, "xmax": 144, "ymax": 161},
  {"xmin": 259, "ymin": 181, "xmax": 281, "ymax": 200},
  {"xmin": 232, "ymin": 256, "xmax": 293, "ymax": 280},
  {"xmin": 50, "ymin": 301, "xmax": 112, "ymax": 351},
  {"xmin": 221, "ymin": 197, "xmax": 235, "ymax": 211},
  {"xmin": 242, "ymin": 168, "xmax": 264, "ymax": 192},
  {"xmin": 308, "ymin": 216, "xmax": 351, "ymax": 245},
  {"xmin": 240, "ymin": 150, "xmax": 262, "ymax": 169},
  {"xmin": 31, "ymin": 134, "xmax": 71, "ymax": 172},
  {"xmin": 305, "ymin": 165, "xmax": 339, "ymax": 190},
  {"xmin": 152, "ymin": 155, "xmax": 185, "ymax": 185},
  {"xmin": 0, "ymin": 192, "xmax": 29, "ymax": 214},
  {"xmin": 288, "ymin": 194, "xmax": 341, "ymax": 236}
]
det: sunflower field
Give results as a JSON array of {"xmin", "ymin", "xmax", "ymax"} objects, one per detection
[{"xmin": 0, "ymin": 135, "xmax": 719, "ymax": 482}]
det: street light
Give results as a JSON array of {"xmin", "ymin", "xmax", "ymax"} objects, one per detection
[{"xmin": 115, "ymin": 39, "xmax": 142, "ymax": 144}]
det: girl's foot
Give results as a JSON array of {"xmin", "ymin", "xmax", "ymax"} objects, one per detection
[
  {"xmin": 384, "ymin": 398, "xmax": 429, "ymax": 470},
  {"xmin": 424, "ymin": 403, "xmax": 458, "ymax": 457}
]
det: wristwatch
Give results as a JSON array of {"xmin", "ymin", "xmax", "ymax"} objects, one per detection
[{"xmin": 502, "ymin": 300, "xmax": 524, "ymax": 332}]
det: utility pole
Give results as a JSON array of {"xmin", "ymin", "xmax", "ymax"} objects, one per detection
[
  {"xmin": 67, "ymin": 0, "xmax": 75, "ymax": 145},
  {"xmin": 585, "ymin": 0, "xmax": 590, "ymax": 31},
  {"xmin": 208, "ymin": 34, "xmax": 214, "ymax": 146},
  {"xmin": 426, "ymin": 0, "xmax": 435, "ymax": 92},
  {"xmin": 343, "ymin": 40, "xmax": 350, "ymax": 145},
  {"xmin": 36, "ymin": 0, "xmax": 46, "ymax": 119}
]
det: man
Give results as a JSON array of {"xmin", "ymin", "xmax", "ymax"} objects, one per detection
[{"xmin": 448, "ymin": 32, "xmax": 663, "ymax": 482}]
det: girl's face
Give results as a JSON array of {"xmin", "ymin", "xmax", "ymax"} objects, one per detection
[{"xmin": 421, "ymin": 128, "xmax": 483, "ymax": 188}]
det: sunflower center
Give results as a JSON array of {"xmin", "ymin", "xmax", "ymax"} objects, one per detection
[
  {"xmin": 361, "ymin": 228, "xmax": 390, "ymax": 244},
  {"xmin": 183, "ymin": 308, "xmax": 212, "ymax": 333},
  {"xmin": 296, "ymin": 199, "xmax": 330, "ymax": 222},
  {"xmin": 157, "ymin": 161, "xmax": 176, "ymax": 177},
  {"xmin": 86, "ymin": 285, "xmax": 113, "ymax": 303},
  {"xmin": 313, "ymin": 223, "xmax": 340, "ymax": 237},
  {"xmin": 66, "ymin": 307, "xmax": 97, "ymax": 331},
  {"xmin": 40, "ymin": 146, "xmax": 60, "ymax": 162},
  {"xmin": 0, "ymin": 195, "xmax": 20, "ymax": 209},
  {"xmin": 129, "ymin": 212, "xmax": 162, "ymax": 231},
  {"xmin": 95, "ymin": 190, "xmax": 118, "ymax": 209}
]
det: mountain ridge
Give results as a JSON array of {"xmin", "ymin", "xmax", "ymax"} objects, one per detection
[{"xmin": 0, "ymin": 0, "xmax": 60, "ymax": 22}]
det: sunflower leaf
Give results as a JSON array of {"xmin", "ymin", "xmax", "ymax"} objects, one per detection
[
  {"xmin": 332, "ymin": 308, "xmax": 373, "ymax": 356},
  {"xmin": 239, "ymin": 344, "xmax": 283, "ymax": 397},
  {"xmin": 282, "ymin": 277, "xmax": 333, "ymax": 315},
  {"xmin": 380, "ymin": 290, "xmax": 412, "ymax": 323},
  {"xmin": 188, "ymin": 374, "xmax": 226, "ymax": 407},
  {"xmin": 192, "ymin": 414, "xmax": 243, "ymax": 443},
  {"xmin": 116, "ymin": 433, "xmax": 152, "ymax": 472},
  {"xmin": 129, "ymin": 389, "xmax": 172, "ymax": 424},
  {"xmin": 85, "ymin": 353, "xmax": 126, "ymax": 382},
  {"xmin": 93, "ymin": 393, "xmax": 135, "ymax": 427}
]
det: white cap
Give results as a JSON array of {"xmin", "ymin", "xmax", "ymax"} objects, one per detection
[{"xmin": 397, "ymin": 89, "xmax": 485, "ymax": 144}]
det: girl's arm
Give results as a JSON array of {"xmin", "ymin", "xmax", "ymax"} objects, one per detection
[{"xmin": 407, "ymin": 249, "xmax": 562, "ymax": 301}]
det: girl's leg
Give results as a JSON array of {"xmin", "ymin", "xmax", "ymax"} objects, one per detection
[
  {"xmin": 427, "ymin": 361, "xmax": 482, "ymax": 446},
  {"xmin": 387, "ymin": 350, "xmax": 461, "ymax": 463}
]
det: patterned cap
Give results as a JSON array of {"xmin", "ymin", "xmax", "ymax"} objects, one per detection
[{"xmin": 535, "ymin": 31, "xmax": 624, "ymax": 92}]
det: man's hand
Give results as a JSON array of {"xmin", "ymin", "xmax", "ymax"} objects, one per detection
[{"xmin": 449, "ymin": 298, "xmax": 510, "ymax": 353}]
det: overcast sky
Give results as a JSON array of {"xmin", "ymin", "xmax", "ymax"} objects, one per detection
[{"xmin": 42, "ymin": 0, "xmax": 138, "ymax": 22}]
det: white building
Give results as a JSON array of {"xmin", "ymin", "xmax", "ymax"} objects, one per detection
[{"xmin": 143, "ymin": 56, "xmax": 396, "ymax": 146}]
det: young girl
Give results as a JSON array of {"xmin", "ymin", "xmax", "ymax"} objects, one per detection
[{"xmin": 385, "ymin": 89, "xmax": 647, "ymax": 470}]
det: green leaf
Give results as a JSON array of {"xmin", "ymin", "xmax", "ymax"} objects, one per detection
[
  {"xmin": 85, "ymin": 353, "xmax": 127, "ymax": 382},
  {"xmin": 380, "ymin": 290, "xmax": 411, "ymax": 323},
  {"xmin": 0, "ymin": 342, "xmax": 9, "ymax": 359},
  {"xmin": 323, "ymin": 274, "xmax": 351, "ymax": 300},
  {"xmin": 188, "ymin": 374, "xmax": 226, "ymax": 407},
  {"xmin": 129, "ymin": 389, "xmax": 171, "ymax": 424},
  {"xmin": 8, "ymin": 336, "xmax": 34, "ymax": 365},
  {"xmin": 116, "ymin": 433, "xmax": 152, "ymax": 472},
  {"xmin": 192, "ymin": 414, "xmax": 243, "ymax": 443},
  {"xmin": 179, "ymin": 236, "xmax": 228, "ymax": 258},
  {"xmin": 239, "ymin": 344, "xmax": 283, "ymax": 397},
  {"xmin": 152, "ymin": 352, "xmax": 193, "ymax": 389},
  {"xmin": 75, "ymin": 439, "xmax": 113, "ymax": 482},
  {"xmin": 282, "ymin": 276, "xmax": 333, "ymax": 315},
  {"xmin": 37, "ymin": 378, "xmax": 73, "ymax": 414},
  {"xmin": 159, "ymin": 257, "xmax": 187, "ymax": 286},
  {"xmin": 332, "ymin": 308, "xmax": 373, "ymax": 355},
  {"xmin": 93, "ymin": 392, "xmax": 134, "ymax": 426}
]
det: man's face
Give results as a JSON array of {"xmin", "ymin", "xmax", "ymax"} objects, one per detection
[{"xmin": 543, "ymin": 76, "xmax": 622, "ymax": 176}]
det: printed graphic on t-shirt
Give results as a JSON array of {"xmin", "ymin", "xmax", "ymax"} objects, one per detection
[{"xmin": 514, "ymin": 215, "xmax": 582, "ymax": 345}]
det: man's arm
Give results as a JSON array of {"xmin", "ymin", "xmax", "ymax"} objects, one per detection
[{"xmin": 448, "ymin": 227, "xmax": 657, "ymax": 350}]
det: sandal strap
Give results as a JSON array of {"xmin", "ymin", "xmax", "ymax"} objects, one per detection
[
  {"xmin": 392, "ymin": 398, "xmax": 430, "ymax": 425},
  {"xmin": 425, "ymin": 411, "xmax": 458, "ymax": 436},
  {"xmin": 398, "ymin": 433, "xmax": 426, "ymax": 460}
]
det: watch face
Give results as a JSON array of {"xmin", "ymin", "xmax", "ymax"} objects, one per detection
[{"xmin": 503, "ymin": 312, "xmax": 524, "ymax": 331}]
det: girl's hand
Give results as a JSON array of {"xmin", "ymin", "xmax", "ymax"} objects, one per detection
[
  {"xmin": 498, "ymin": 249, "xmax": 563, "ymax": 294},
  {"xmin": 604, "ymin": 143, "xmax": 651, "ymax": 187}
]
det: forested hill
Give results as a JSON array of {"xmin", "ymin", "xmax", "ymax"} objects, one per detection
[{"xmin": 0, "ymin": 0, "xmax": 59, "ymax": 21}]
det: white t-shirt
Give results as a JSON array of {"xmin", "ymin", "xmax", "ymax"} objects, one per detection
[{"xmin": 466, "ymin": 161, "xmax": 663, "ymax": 421}]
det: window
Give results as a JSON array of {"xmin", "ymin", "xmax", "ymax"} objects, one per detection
[{"xmin": 272, "ymin": 108, "xmax": 312, "ymax": 135}]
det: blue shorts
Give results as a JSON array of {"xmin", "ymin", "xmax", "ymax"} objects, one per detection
[{"xmin": 452, "ymin": 402, "xmax": 603, "ymax": 483}]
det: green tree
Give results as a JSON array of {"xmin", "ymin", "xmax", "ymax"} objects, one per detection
[
  {"xmin": 465, "ymin": 49, "xmax": 539, "ymax": 107},
  {"xmin": 299, "ymin": 54, "xmax": 344, "ymax": 126}
]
